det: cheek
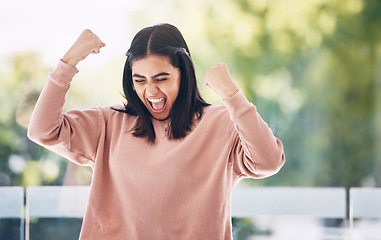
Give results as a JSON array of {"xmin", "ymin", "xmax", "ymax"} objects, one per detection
[
  {"xmin": 164, "ymin": 84, "xmax": 180, "ymax": 102},
  {"xmin": 133, "ymin": 85, "xmax": 145, "ymax": 102},
  {"xmin": 167, "ymin": 74, "xmax": 181, "ymax": 100}
]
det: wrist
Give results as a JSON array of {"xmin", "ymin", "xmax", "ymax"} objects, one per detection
[
  {"xmin": 221, "ymin": 84, "xmax": 239, "ymax": 100},
  {"xmin": 62, "ymin": 52, "xmax": 80, "ymax": 68}
]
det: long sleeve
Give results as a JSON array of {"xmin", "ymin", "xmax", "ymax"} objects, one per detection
[
  {"xmin": 223, "ymin": 90, "xmax": 285, "ymax": 179},
  {"xmin": 27, "ymin": 61, "xmax": 101, "ymax": 168}
]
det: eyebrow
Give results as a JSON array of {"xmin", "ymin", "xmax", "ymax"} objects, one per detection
[{"xmin": 132, "ymin": 72, "xmax": 170, "ymax": 79}]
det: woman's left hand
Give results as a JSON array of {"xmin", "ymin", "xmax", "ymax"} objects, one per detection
[{"xmin": 204, "ymin": 63, "xmax": 239, "ymax": 100}]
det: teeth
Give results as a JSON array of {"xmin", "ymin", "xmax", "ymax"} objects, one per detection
[{"xmin": 148, "ymin": 98, "xmax": 165, "ymax": 103}]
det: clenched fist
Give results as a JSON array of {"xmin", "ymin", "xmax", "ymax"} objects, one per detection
[
  {"xmin": 62, "ymin": 29, "xmax": 105, "ymax": 67},
  {"xmin": 204, "ymin": 63, "xmax": 239, "ymax": 100}
]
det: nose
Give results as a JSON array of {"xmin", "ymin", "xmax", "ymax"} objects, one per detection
[{"xmin": 146, "ymin": 82, "xmax": 159, "ymax": 96}]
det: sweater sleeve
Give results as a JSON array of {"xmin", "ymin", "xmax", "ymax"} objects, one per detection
[
  {"xmin": 223, "ymin": 90, "xmax": 285, "ymax": 179},
  {"xmin": 27, "ymin": 61, "xmax": 102, "ymax": 168}
]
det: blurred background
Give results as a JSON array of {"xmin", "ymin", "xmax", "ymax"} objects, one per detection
[{"xmin": 1, "ymin": 0, "xmax": 381, "ymax": 239}]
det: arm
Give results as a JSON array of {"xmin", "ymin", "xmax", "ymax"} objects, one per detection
[
  {"xmin": 224, "ymin": 90, "xmax": 285, "ymax": 178},
  {"xmin": 27, "ymin": 30, "xmax": 106, "ymax": 167},
  {"xmin": 204, "ymin": 63, "xmax": 285, "ymax": 178}
]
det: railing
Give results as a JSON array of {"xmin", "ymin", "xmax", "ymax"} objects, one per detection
[
  {"xmin": 25, "ymin": 186, "xmax": 90, "ymax": 240},
  {"xmin": 231, "ymin": 187, "xmax": 347, "ymax": 239},
  {"xmin": 1, "ymin": 186, "xmax": 381, "ymax": 240},
  {"xmin": 0, "ymin": 187, "xmax": 24, "ymax": 240},
  {"xmin": 349, "ymin": 188, "xmax": 381, "ymax": 239}
]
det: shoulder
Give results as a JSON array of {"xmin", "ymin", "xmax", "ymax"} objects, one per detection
[
  {"xmin": 188, "ymin": 104, "xmax": 236, "ymax": 143},
  {"xmin": 199, "ymin": 103, "xmax": 232, "ymax": 127},
  {"xmin": 94, "ymin": 104, "xmax": 130, "ymax": 118},
  {"xmin": 91, "ymin": 104, "xmax": 138, "ymax": 131},
  {"xmin": 204, "ymin": 104, "xmax": 230, "ymax": 119}
]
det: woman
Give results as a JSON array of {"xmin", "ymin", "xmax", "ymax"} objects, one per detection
[{"xmin": 28, "ymin": 24, "xmax": 285, "ymax": 240}]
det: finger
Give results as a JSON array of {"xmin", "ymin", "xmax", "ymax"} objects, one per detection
[
  {"xmin": 203, "ymin": 74, "xmax": 209, "ymax": 86},
  {"xmin": 91, "ymin": 45, "xmax": 101, "ymax": 54},
  {"xmin": 94, "ymin": 34, "xmax": 105, "ymax": 48},
  {"xmin": 93, "ymin": 38, "xmax": 104, "ymax": 54}
]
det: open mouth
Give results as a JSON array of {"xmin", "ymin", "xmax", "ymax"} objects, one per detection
[{"xmin": 147, "ymin": 97, "xmax": 167, "ymax": 113}]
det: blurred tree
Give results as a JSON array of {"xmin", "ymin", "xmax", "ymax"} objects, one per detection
[
  {"xmin": 0, "ymin": 53, "xmax": 94, "ymax": 188},
  {"xmin": 314, "ymin": 0, "xmax": 381, "ymax": 187},
  {"xmin": 0, "ymin": 53, "xmax": 48, "ymax": 187},
  {"xmin": 154, "ymin": 0, "xmax": 381, "ymax": 188}
]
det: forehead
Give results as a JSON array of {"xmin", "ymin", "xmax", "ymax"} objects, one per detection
[{"xmin": 131, "ymin": 55, "xmax": 175, "ymax": 74}]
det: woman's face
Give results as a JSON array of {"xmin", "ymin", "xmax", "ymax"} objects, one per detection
[{"xmin": 132, "ymin": 54, "xmax": 181, "ymax": 120}]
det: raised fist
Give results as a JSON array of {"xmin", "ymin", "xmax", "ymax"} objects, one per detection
[
  {"xmin": 204, "ymin": 63, "xmax": 239, "ymax": 100},
  {"xmin": 62, "ymin": 29, "xmax": 105, "ymax": 67}
]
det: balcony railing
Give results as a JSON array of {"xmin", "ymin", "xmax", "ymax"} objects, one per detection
[{"xmin": 1, "ymin": 186, "xmax": 380, "ymax": 240}]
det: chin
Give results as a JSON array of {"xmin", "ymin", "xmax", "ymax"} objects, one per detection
[{"xmin": 152, "ymin": 113, "xmax": 169, "ymax": 120}]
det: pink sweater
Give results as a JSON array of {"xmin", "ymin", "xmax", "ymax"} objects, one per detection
[{"xmin": 28, "ymin": 61, "xmax": 285, "ymax": 240}]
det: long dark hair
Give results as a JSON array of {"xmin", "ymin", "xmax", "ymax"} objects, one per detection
[{"xmin": 114, "ymin": 23, "xmax": 209, "ymax": 143}]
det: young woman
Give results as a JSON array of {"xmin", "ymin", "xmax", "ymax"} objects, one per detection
[{"xmin": 28, "ymin": 23, "xmax": 285, "ymax": 240}]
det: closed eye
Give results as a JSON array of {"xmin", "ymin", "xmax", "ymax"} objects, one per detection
[
  {"xmin": 156, "ymin": 78, "xmax": 168, "ymax": 82},
  {"xmin": 132, "ymin": 74, "xmax": 146, "ymax": 83}
]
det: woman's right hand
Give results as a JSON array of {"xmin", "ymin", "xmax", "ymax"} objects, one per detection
[{"xmin": 61, "ymin": 29, "xmax": 106, "ymax": 67}]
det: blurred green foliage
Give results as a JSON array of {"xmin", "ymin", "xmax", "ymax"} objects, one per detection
[
  {"xmin": 170, "ymin": 0, "xmax": 381, "ymax": 188},
  {"xmin": 0, "ymin": 53, "xmax": 93, "ymax": 188},
  {"xmin": 0, "ymin": 54, "xmax": 69, "ymax": 187}
]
